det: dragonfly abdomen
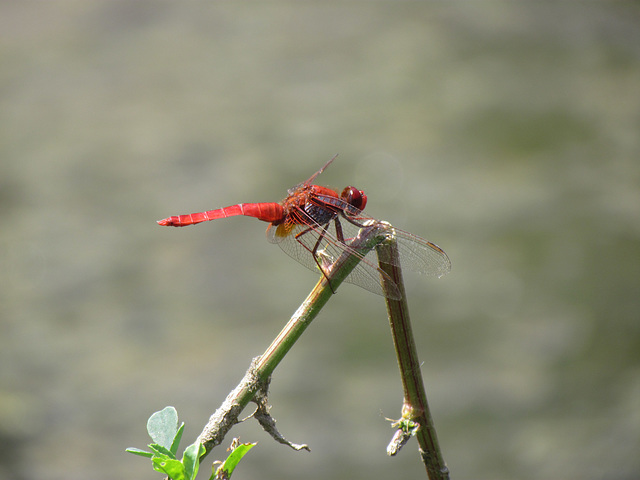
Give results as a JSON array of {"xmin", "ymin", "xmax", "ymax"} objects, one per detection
[{"xmin": 157, "ymin": 202, "xmax": 283, "ymax": 227}]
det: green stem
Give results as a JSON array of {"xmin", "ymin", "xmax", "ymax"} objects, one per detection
[{"xmin": 376, "ymin": 232, "xmax": 450, "ymax": 480}]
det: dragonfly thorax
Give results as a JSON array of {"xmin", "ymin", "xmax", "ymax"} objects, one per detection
[{"xmin": 303, "ymin": 202, "xmax": 336, "ymax": 225}]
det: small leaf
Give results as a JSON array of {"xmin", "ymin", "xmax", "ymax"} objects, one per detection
[
  {"xmin": 147, "ymin": 406, "xmax": 179, "ymax": 449},
  {"xmin": 149, "ymin": 443, "xmax": 176, "ymax": 459},
  {"xmin": 224, "ymin": 442, "xmax": 255, "ymax": 474},
  {"xmin": 125, "ymin": 447, "xmax": 153, "ymax": 458},
  {"xmin": 215, "ymin": 441, "xmax": 256, "ymax": 479},
  {"xmin": 170, "ymin": 422, "xmax": 185, "ymax": 456},
  {"xmin": 182, "ymin": 441, "xmax": 206, "ymax": 480},
  {"xmin": 152, "ymin": 457, "xmax": 185, "ymax": 480}
]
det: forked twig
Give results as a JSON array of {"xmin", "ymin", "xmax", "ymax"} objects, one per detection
[
  {"xmin": 195, "ymin": 222, "xmax": 391, "ymax": 459},
  {"xmin": 193, "ymin": 221, "xmax": 450, "ymax": 480}
]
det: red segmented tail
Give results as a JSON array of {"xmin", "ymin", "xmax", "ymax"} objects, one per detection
[{"xmin": 157, "ymin": 202, "xmax": 284, "ymax": 227}]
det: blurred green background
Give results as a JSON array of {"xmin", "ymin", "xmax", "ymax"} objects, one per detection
[{"xmin": 1, "ymin": 2, "xmax": 639, "ymax": 480}]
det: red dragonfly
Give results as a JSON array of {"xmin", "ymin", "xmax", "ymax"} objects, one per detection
[{"xmin": 157, "ymin": 156, "xmax": 450, "ymax": 299}]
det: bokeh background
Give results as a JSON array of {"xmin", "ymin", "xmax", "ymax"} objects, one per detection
[{"xmin": 1, "ymin": 2, "xmax": 639, "ymax": 480}]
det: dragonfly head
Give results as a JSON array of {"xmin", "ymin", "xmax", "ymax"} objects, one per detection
[{"xmin": 341, "ymin": 186, "xmax": 367, "ymax": 211}]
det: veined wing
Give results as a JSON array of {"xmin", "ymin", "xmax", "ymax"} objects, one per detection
[
  {"xmin": 265, "ymin": 212, "xmax": 402, "ymax": 299},
  {"xmin": 311, "ymin": 194, "xmax": 451, "ymax": 278},
  {"xmin": 265, "ymin": 196, "xmax": 451, "ymax": 298}
]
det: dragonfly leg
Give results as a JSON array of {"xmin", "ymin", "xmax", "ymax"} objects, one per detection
[
  {"xmin": 294, "ymin": 222, "xmax": 337, "ymax": 294},
  {"xmin": 337, "ymin": 213, "xmax": 378, "ymax": 244},
  {"xmin": 333, "ymin": 216, "xmax": 346, "ymax": 243},
  {"xmin": 341, "ymin": 212, "xmax": 370, "ymax": 229}
]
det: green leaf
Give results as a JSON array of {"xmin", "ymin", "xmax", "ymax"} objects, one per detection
[
  {"xmin": 149, "ymin": 443, "xmax": 176, "ymax": 459},
  {"xmin": 152, "ymin": 457, "xmax": 185, "ymax": 480},
  {"xmin": 214, "ymin": 441, "xmax": 256, "ymax": 479},
  {"xmin": 170, "ymin": 422, "xmax": 185, "ymax": 456},
  {"xmin": 125, "ymin": 447, "xmax": 153, "ymax": 458},
  {"xmin": 147, "ymin": 406, "xmax": 180, "ymax": 449},
  {"xmin": 224, "ymin": 442, "xmax": 255, "ymax": 475},
  {"xmin": 182, "ymin": 441, "xmax": 206, "ymax": 480}
]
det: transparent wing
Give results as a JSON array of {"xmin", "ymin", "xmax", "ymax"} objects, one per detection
[
  {"xmin": 264, "ymin": 202, "xmax": 451, "ymax": 299},
  {"xmin": 266, "ymin": 214, "xmax": 399, "ymax": 299},
  {"xmin": 312, "ymin": 194, "xmax": 451, "ymax": 278},
  {"xmin": 387, "ymin": 228, "xmax": 451, "ymax": 278}
]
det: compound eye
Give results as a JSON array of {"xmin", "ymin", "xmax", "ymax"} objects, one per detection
[{"xmin": 341, "ymin": 186, "xmax": 367, "ymax": 210}]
